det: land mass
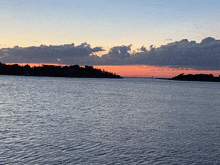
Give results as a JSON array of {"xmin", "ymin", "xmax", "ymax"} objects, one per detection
[
  {"xmin": 0, "ymin": 62, "xmax": 121, "ymax": 78},
  {"xmin": 171, "ymin": 73, "xmax": 220, "ymax": 82}
]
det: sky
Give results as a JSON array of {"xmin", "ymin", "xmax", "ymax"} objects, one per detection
[{"xmin": 1, "ymin": 0, "xmax": 220, "ymax": 77}]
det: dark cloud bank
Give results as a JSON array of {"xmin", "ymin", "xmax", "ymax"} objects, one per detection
[{"xmin": 1, "ymin": 37, "xmax": 220, "ymax": 70}]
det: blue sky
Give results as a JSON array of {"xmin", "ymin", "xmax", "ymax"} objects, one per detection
[{"xmin": 1, "ymin": 0, "xmax": 220, "ymax": 49}]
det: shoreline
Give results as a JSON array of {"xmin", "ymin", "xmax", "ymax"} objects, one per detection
[{"xmin": 0, "ymin": 62, "xmax": 122, "ymax": 79}]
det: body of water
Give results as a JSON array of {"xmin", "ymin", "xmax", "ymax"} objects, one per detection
[{"xmin": 0, "ymin": 76, "xmax": 220, "ymax": 164}]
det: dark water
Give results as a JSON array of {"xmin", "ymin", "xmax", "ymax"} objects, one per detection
[{"xmin": 0, "ymin": 76, "xmax": 220, "ymax": 164}]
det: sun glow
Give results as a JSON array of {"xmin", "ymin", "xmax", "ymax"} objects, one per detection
[
  {"xmin": 4, "ymin": 63, "xmax": 220, "ymax": 78},
  {"xmin": 94, "ymin": 65, "xmax": 220, "ymax": 78}
]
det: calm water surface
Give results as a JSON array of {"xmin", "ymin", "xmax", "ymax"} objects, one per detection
[{"xmin": 0, "ymin": 76, "xmax": 220, "ymax": 164}]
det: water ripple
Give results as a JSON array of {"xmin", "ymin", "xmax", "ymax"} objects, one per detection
[{"xmin": 0, "ymin": 76, "xmax": 220, "ymax": 164}]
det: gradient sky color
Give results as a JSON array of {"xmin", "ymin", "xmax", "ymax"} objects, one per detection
[
  {"xmin": 1, "ymin": 0, "xmax": 220, "ymax": 77},
  {"xmin": 1, "ymin": 0, "xmax": 220, "ymax": 49}
]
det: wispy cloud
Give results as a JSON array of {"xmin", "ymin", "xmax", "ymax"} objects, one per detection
[{"xmin": 0, "ymin": 14, "xmax": 12, "ymax": 22}]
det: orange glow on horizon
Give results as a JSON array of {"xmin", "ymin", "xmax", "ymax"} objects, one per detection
[
  {"xmin": 4, "ymin": 63, "xmax": 220, "ymax": 78},
  {"xmin": 94, "ymin": 65, "xmax": 220, "ymax": 78}
]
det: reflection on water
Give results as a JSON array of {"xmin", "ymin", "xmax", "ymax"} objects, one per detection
[{"xmin": 0, "ymin": 76, "xmax": 220, "ymax": 164}]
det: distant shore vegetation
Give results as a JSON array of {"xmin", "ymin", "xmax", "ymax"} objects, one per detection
[
  {"xmin": 0, "ymin": 62, "xmax": 121, "ymax": 78},
  {"xmin": 171, "ymin": 73, "xmax": 220, "ymax": 82}
]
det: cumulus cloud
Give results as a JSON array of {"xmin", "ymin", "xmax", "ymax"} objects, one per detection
[
  {"xmin": 133, "ymin": 37, "xmax": 220, "ymax": 70},
  {"xmin": 139, "ymin": 46, "xmax": 147, "ymax": 52},
  {"xmin": 0, "ymin": 43, "xmax": 104, "ymax": 64},
  {"xmin": 0, "ymin": 37, "xmax": 220, "ymax": 70}
]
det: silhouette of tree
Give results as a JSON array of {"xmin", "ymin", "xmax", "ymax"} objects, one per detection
[
  {"xmin": 171, "ymin": 73, "xmax": 220, "ymax": 82},
  {"xmin": 0, "ymin": 62, "xmax": 121, "ymax": 78}
]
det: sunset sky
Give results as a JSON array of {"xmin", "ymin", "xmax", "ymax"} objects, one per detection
[{"xmin": 1, "ymin": 0, "xmax": 220, "ymax": 77}]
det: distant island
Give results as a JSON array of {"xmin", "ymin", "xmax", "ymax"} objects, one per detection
[
  {"xmin": 171, "ymin": 73, "xmax": 220, "ymax": 82},
  {"xmin": 0, "ymin": 62, "xmax": 121, "ymax": 78}
]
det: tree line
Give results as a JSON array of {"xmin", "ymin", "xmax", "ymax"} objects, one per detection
[
  {"xmin": 0, "ymin": 62, "xmax": 121, "ymax": 78},
  {"xmin": 171, "ymin": 73, "xmax": 220, "ymax": 82}
]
